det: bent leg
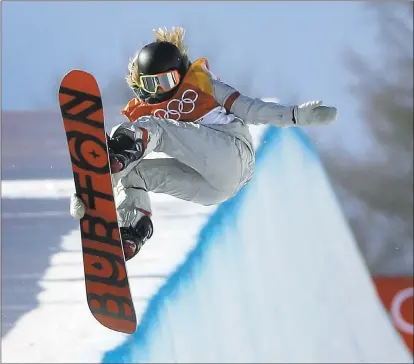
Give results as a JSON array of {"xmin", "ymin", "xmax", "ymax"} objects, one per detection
[
  {"xmin": 127, "ymin": 117, "xmax": 249, "ymax": 195},
  {"xmin": 152, "ymin": 121, "xmax": 243, "ymax": 192},
  {"xmin": 139, "ymin": 158, "xmax": 233, "ymax": 206},
  {"xmin": 112, "ymin": 166, "xmax": 152, "ymax": 228},
  {"xmin": 110, "ymin": 116, "xmax": 254, "ymax": 199}
]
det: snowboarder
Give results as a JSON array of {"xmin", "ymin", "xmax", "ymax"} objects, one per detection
[{"xmin": 70, "ymin": 27, "xmax": 337, "ymax": 261}]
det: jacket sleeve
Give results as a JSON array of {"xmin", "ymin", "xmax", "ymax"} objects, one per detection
[{"xmin": 211, "ymin": 78, "xmax": 295, "ymax": 127}]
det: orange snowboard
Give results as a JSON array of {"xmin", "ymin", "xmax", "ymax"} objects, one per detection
[{"xmin": 59, "ymin": 70, "xmax": 137, "ymax": 334}]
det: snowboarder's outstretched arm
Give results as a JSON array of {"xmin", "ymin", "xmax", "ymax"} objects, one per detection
[{"xmin": 211, "ymin": 79, "xmax": 337, "ymax": 127}]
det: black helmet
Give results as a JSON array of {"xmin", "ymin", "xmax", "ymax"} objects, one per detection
[{"xmin": 134, "ymin": 41, "xmax": 190, "ymax": 103}]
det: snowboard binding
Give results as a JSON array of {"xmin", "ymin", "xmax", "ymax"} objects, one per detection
[
  {"xmin": 120, "ymin": 215, "xmax": 154, "ymax": 261},
  {"xmin": 107, "ymin": 133, "xmax": 145, "ymax": 173}
]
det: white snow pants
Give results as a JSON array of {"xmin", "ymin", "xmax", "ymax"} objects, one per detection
[{"xmin": 110, "ymin": 116, "xmax": 255, "ymax": 228}]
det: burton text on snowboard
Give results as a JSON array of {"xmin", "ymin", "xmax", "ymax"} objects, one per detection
[{"xmin": 59, "ymin": 69, "xmax": 137, "ymax": 334}]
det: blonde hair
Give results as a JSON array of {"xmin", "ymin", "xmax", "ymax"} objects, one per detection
[{"xmin": 126, "ymin": 26, "xmax": 188, "ymax": 90}]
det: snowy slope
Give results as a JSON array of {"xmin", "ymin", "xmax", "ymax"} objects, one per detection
[
  {"xmin": 1, "ymin": 192, "xmax": 215, "ymax": 362},
  {"xmin": 1, "ymin": 119, "xmax": 265, "ymax": 362},
  {"xmin": 102, "ymin": 127, "xmax": 412, "ymax": 363},
  {"xmin": 1, "ymin": 103, "xmax": 410, "ymax": 362}
]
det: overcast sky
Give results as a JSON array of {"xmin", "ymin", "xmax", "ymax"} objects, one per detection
[{"xmin": 2, "ymin": 1, "xmax": 379, "ymax": 156}]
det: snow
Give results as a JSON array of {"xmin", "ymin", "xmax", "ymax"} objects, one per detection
[
  {"xmin": 2, "ymin": 123, "xmax": 411, "ymax": 363},
  {"xmin": 1, "ymin": 195, "xmax": 214, "ymax": 363},
  {"xmin": 1, "ymin": 123, "xmax": 264, "ymax": 362},
  {"xmin": 102, "ymin": 127, "xmax": 412, "ymax": 363}
]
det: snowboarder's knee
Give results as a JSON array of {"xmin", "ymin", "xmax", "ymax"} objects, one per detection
[{"xmin": 196, "ymin": 186, "xmax": 237, "ymax": 206}]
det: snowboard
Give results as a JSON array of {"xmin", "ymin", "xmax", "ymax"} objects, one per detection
[{"xmin": 58, "ymin": 69, "xmax": 137, "ymax": 334}]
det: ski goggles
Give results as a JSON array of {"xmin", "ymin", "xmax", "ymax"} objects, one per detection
[{"xmin": 139, "ymin": 70, "xmax": 181, "ymax": 94}]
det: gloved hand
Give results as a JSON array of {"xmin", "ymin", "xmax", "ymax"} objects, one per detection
[
  {"xmin": 70, "ymin": 193, "xmax": 86, "ymax": 219},
  {"xmin": 293, "ymin": 100, "xmax": 337, "ymax": 126}
]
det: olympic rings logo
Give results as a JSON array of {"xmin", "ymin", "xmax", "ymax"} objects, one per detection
[
  {"xmin": 390, "ymin": 287, "xmax": 413, "ymax": 335},
  {"xmin": 153, "ymin": 89, "xmax": 199, "ymax": 120}
]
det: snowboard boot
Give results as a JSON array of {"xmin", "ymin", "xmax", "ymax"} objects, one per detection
[
  {"xmin": 107, "ymin": 128, "xmax": 148, "ymax": 173},
  {"xmin": 120, "ymin": 215, "xmax": 153, "ymax": 261}
]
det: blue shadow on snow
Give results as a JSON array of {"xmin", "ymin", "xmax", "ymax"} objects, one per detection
[{"xmin": 102, "ymin": 126, "xmax": 316, "ymax": 363}]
